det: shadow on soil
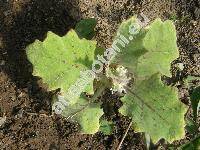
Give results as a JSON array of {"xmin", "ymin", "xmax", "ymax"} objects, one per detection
[{"xmin": 0, "ymin": 0, "xmax": 80, "ymax": 114}]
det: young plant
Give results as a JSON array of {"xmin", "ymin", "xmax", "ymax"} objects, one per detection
[
  {"xmin": 111, "ymin": 17, "xmax": 187, "ymax": 143},
  {"xmin": 26, "ymin": 16, "xmax": 188, "ymax": 143},
  {"xmin": 190, "ymin": 85, "xmax": 200, "ymax": 121},
  {"xmin": 178, "ymin": 135, "xmax": 200, "ymax": 150}
]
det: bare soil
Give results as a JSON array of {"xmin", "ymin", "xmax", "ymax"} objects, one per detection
[{"xmin": 0, "ymin": 0, "xmax": 199, "ymax": 149}]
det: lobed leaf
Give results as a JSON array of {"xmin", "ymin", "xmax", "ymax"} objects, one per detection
[
  {"xmin": 27, "ymin": 29, "xmax": 103, "ymax": 134},
  {"xmin": 26, "ymin": 30, "xmax": 96, "ymax": 95},
  {"xmin": 62, "ymin": 97, "xmax": 103, "ymax": 134},
  {"xmin": 119, "ymin": 73, "xmax": 187, "ymax": 143},
  {"xmin": 114, "ymin": 17, "xmax": 187, "ymax": 143},
  {"xmin": 112, "ymin": 17, "xmax": 179, "ymax": 78}
]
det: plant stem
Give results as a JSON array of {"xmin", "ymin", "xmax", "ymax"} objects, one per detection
[
  {"xmin": 116, "ymin": 120, "xmax": 132, "ymax": 150},
  {"xmin": 66, "ymin": 82, "xmax": 107, "ymax": 119},
  {"xmin": 91, "ymin": 82, "xmax": 107, "ymax": 102}
]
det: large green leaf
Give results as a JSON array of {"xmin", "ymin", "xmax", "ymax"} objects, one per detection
[
  {"xmin": 111, "ymin": 17, "xmax": 178, "ymax": 78},
  {"xmin": 62, "ymin": 96, "xmax": 103, "ymax": 134},
  {"xmin": 119, "ymin": 73, "xmax": 187, "ymax": 143},
  {"xmin": 26, "ymin": 30, "xmax": 96, "ymax": 95},
  {"xmin": 27, "ymin": 29, "xmax": 103, "ymax": 134},
  {"xmin": 113, "ymin": 18, "xmax": 187, "ymax": 143}
]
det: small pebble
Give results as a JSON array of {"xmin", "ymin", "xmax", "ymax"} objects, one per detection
[
  {"xmin": 0, "ymin": 116, "xmax": 6, "ymax": 127},
  {"xmin": 0, "ymin": 60, "xmax": 5, "ymax": 66}
]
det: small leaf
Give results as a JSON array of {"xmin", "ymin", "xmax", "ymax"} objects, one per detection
[
  {"xmin": 185, "ymin": 118, "xmax": 198, "ymax": 134},
  {"xmin": 99, "ymin": 119, "xmax": 114, "ymax": 135},
  {"xmin": 94, "ymin": 46, "xmax": 105, "ymax": 59},
  {"xmin": 190, "ymin": 86, "xmax": 200, "ymax": 121},
  {"xmin": 185, "ymin": 76, "xmax": 200, "ymax": 88},
  {"xmin": 198, "ymin": 101, "xmax": 200, "ymax": 116},
  {"xmin": 62, "ymin": 97, "xmax": 103, "ymax": 134},
  {"xmin": 75, "ymin": 18, "xmax": 97, "ymax": 40},
  {"xmin": 186, "ymin": 76, "xmax": 200, "ymax": 82},
  {"xmin": 76, "ymin": 104, "xmax": 103, "ymax": 134},
  {"xmin": 179, "ymin": 136, "xmax": 200, "ymax": 150}
]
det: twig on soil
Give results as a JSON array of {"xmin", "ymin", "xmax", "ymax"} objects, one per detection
[
  {"xmin": 116, "ymin": 120, "xmax": 132, "ymax": 150},
  {"xmin": 24, "ymin": 112, "xmax": 51, "ymax": 118}
]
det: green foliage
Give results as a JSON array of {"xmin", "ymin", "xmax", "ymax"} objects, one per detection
[
  {"xmin": 111, "ymin": 17, "xmax": 146, "ymax": 71},
  {"xmin": 185, "ymin": 76, "xmax": 200, "ymax": 88},
  {"xmin": 138, "ymin": 19, "xmax": 179, "ymax": 77},
  {"xmin": 76, "ymin": 105, "xmax": 103, "ymax": 134},
  {"xmin": 179, "ymin": 136, "xmax": 200, "ymax": 150},
  {"xmin": 169, "ymin": 13, "xmax": 178, "ymax": 21},
  {"xmin": 185, "ymin": 118, "xmax": 198, "ymax": 134},
  {"xmin": 26, "ymin": 30, "xmax": 96, "ymax": 96},
  {"xmin": 26, "ymin": 30, "xmax": 104, "ymax": 134},
  {"xmin": 119, "ymin": 73, "xmax": 187, "ymax": 143},
  {"xmin": 94, "ymin": 46, "xmax": 105, "ymax": 59},
  {"xmin": 113, "ymin": 17, "xmax": 187, "ymax": 143},
  {"xmin": 99, "ymin": 119, "xmax": 114, "ymax": 135},
  {"xmin": 27, "ymin": 17, "xmax": 189, "ymax": 141},
  {"xmin": 75, "ymin": 18, "xmax": 97, "ymax": 40},
  {"xmin": 61, "ymin": 96, "xmax": 103, "ymax": 134},
  {"xmin": 112, "ymin": 18, "xmax": 179, "ymax": 78},
  {"xmin": 61, "ymin": 97, "xmax": 103, "ymax": 134},
  {"xmin": 190, "ymin": 86, "xmax": 200, "ymax": 121}
]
